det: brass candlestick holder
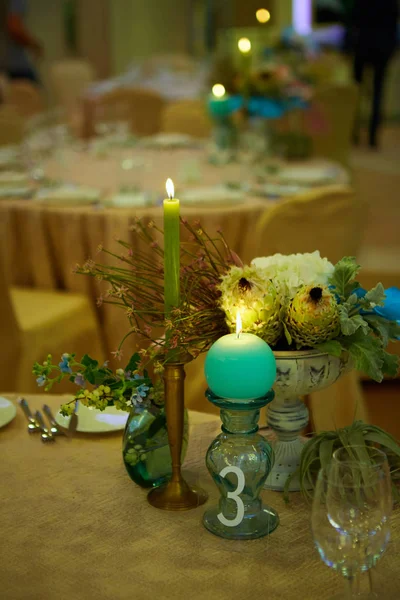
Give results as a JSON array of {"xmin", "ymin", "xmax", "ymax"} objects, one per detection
[{"xmin": 147, "ymin": 358, "xmax": 208, "ymax": 510}]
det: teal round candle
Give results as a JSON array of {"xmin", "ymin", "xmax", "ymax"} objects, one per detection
[{"xmin": 204, "ymin": 333, "xmax": 276, "ymax": 400}]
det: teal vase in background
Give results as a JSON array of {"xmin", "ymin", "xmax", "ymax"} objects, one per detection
[
  {"xmin": 203, "ymin": 390, "xmax": 279, "ymax": 540},
  {"xmin": 123, "ymin": 406, "xmax": 189, "ymax": 488}
]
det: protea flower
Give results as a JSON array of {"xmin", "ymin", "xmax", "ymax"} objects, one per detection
[
  {"xmin": 286, "ymin": 284, "xmax": 340, "ymax": 348},
  {"xmin": 219, "ymin": 266, "xmax": 282, "ymax": 345}
]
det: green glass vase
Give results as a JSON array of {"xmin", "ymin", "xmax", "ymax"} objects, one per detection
[
  {"xmin": 123, "ymin": 406, "xmax": 188, "ymax": 488},
  {"xmin": 203, "ymin": 390, "xmax": 279, "ymax": 540}
]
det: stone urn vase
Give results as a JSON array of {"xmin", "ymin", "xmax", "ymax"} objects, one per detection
[{"xmin": 265, "ymin": 350, "xmax": 350, "ymax": 492}]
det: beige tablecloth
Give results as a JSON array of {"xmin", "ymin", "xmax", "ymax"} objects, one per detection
[{"xmin": 1, "ymin": 394, "xmax": 399, "ymax": 600}]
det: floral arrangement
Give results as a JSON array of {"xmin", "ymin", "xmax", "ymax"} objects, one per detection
[
  {"xmin": 33, "ymin": 352, "xmax": 162, "ymax": 416},
  {"xmin": 219, "ymin": 251, "xmax": 400, "ymax": 382}
]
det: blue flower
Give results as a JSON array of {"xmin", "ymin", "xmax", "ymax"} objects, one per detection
[
  {"xmin": 137, "ymin": 384, "xmax": 149, "ymax": 398},
  {"xmin": 59, "ymin": 354, "xmax": 72, "ymax": 374},
  {"xmin": 74, "ymin": 373, "xmax": 85, "ymax": 387},
  {"xmin": 134, "ymin": 373, "xmax": 144, "ymax": 380},
  {"xmin": 248, "ymin": 97, "xmax": 285, "ymax": 119},
  {"xmin": 36, "ymin": 375, "xmax": 46, "ymax": 387},
  {"xmin": 373, "ymin": 287, "xmax": 400, "ymax": 321},
  {"xmin": 354, "ymin": 287, "xmax": 367, "ymax": 299}
]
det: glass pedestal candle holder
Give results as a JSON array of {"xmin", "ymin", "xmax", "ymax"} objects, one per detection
[{"xmin": 203, "ymin": 389, "xmax": 279, "ymax": 540}]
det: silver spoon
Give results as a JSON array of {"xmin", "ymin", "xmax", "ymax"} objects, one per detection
[
  {"xmin": 42, "ymin": 404, "xmax": 64, "ymax": 436},
  {"xmin": 18, "ymin": 398, "xmax": 41, "ymax": 433},
  {"xmin": 34, "ymin": 410, "xmax": 55, "ymax": 443}
]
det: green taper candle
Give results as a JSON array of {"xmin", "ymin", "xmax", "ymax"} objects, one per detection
[{"xmin": 164, "ymin": 178, "xmax": 180, "ymax": 316}]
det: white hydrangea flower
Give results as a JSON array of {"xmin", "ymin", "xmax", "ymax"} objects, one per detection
[{"xmin": 251, "ymin": 251, "xmax": 334, "ymax": 302}]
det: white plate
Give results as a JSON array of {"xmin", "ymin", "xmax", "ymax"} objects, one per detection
[
  {"xmin": 0, "ymin": 187, "xmax": 33, "ymax": 199},
  {"xmin": 0, "ymin": 397, "xmax": 17, "ymax": 428},
  {"xmin": 277, "ymin": 165, "xmax": 338, "ymax": 185},
  {"xmin": 34, "ymin": 185, "xmax": 101, "ymax": 205},
  {"xmin": 180, "ymin": 185, "xmax": 244, "ymax": 205},
  {"xmin": 0, "ymin": 171, "xmax": 29, "ymax": 188},
  {"xmin": 105, "ymin": 191, "xmax": 150, "ymax": 208},
  {"xmin": 55, "ymin": 402, "xmax": 129, "ymax": 433}
]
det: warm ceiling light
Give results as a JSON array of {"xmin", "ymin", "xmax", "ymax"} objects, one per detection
[
  {"xmin": 212, "ymin": 83, "xmax": 226, "ymax": 98},
  {"xmin": 238, "ymin": 37, "xmax": 251, "ymax": 54},
  {"xmin": 256, "ymin": 8, "xmax": 270, "ymax": 23}
]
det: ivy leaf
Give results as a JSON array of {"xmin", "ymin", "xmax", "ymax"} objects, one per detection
[
  {"xmin": 381, "ymin": 351, "xmax": 399, "ymax": 378},
  {"xmin": 125, "ymin": 352, "xmax": 140, "ymax": 373},
  {"xmin": 340, "ymin": 329, "xmax": 384, "ymax": 382},
  {"xmin": 81, "ymin": 354, "xmax": 99, "ymax": 369},
  {"xmin": 338, "ymin": 305, "xmax": 369, "ymax": 336},
  {"xmin": 364, "ymin": 283, "xmax": 386, "ymax": 308},
  {"xmin": 316, "ymin": 340, "xmax": 343, "ymax": 357},
  {"xmin": 329, "ymin": 257, "xmax": 360, "ymax": 299}
]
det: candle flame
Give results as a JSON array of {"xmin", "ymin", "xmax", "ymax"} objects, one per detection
[
  {"xmin": 236, "ymin": 311, "xmax": 242, "ymax": 338},
  {"xmin": 166, "ymin": 178, "xmax": 174, "ymax": 199}
]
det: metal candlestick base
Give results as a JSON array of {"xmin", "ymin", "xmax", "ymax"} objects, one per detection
[
  {"xmin": 148, "ymin": 479, "xmax": 208, "ymax": 511},
  {"xmin": 147, "ymin": 360, "xmax": 208, "ymax": 511}
]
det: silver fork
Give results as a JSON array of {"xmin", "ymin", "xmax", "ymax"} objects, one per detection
[
  {"xmin": 34, "ymin": 410, "xmax": 56, "ymax": 443},
  {"xmin": 18, "ymin": 398, "xmax": 41, "ymax": 433}
]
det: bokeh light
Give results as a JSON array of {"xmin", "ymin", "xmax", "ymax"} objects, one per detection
[
  {"xmin": 212, "ymin": 83, "xmax": 226, "ymax": 98},
  {"xmin": 238, "ymin": 37, "xmax": 251, "ymax": 54},
  {"xmin": 256, "ymin": 8, "xmax": 270, "ymax": 23}
]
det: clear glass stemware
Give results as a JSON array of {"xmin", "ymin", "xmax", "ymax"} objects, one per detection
[{"xmin": 311, "ymin": 446, "xmax": 392, "ymax": 599}]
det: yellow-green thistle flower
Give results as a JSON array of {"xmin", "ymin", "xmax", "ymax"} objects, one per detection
[
  {"xmin": 286, "ymin": 284, "xmax": 340, "ymax": 348},
  {"xmin": 219, "ymin": 265, "xmax": 282, "ymax": 345}
]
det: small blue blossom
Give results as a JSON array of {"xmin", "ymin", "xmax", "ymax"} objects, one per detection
[
  {"xmin": 137, "ymin": 384, "xmax": 149, "ymax": 398},
  {"xmin": 134, "ymin": 373, "xmax": 144, "ymax": 380},
  {"xmin": 36, "ymin": 375, "xmax": 46, "ymax": 387},
  {"xmin": 74, "ymin": 373, "xmax": 85, "ymax": 387},
  {"xmin": 59, "ymin": 354, "xmax": 72, "ymax": 374}
]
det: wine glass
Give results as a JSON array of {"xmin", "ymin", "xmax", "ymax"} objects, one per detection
[{"xmin": 312, "ymin": 446, "xmax": 392, "ymax": 599}]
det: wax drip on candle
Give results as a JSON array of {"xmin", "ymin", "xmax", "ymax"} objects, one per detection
[{"xmin": 236, "ymin": 311, "xmax": 242, "ymax": 339}]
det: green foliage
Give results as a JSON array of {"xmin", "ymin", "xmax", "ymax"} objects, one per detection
[
  {"xmin": 328, "ymin": 257, "xmax": 360, "ymax": 300},
  {"xmin": 327, "ymin": 257, "xmax": 400, "ymax": 381},
  {"xmin": 284, "ymin": 421, "xmax": 400, "ymax": 503}
]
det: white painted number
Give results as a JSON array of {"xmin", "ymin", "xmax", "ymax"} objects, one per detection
[{"xmin": 217, "ymin": 466, "xmax": 245, "ymax": 527}]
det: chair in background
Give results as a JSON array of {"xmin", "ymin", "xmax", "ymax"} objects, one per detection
[
  {"xmin": 161, "ymin": 99, "xmax": 212, "ymax": 138},
  {"xmin": 306, "ymin": 83, "xmax": 359, "ymax": 167},
  {"xmin": 0, "ymin": 106, "xmax": 24, "ymax": 146},
  {"xmin": 85, "ymin": 87, "xmax": 165, "ymax": 138},
  {"xmin": 7, "ymin": 80, "xmax": 45, "ymax": 119},
  {"xmin": 250, "ymin": 185, "xmax": 367, "ymax": 432},
  {"xmin": 50, "ymin": 59, "xmax": 95, "ymax": 116},
  {"xmin": 0, "ymin": 220, "xmax": 105, "ymax": 393}
]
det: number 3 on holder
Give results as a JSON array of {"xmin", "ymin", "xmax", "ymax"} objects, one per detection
[{"xmin": 217, "ymin": 466, "xmax": 245, "ymax": 527}]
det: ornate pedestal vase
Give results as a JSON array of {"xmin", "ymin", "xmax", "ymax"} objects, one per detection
[
  {"xmin": 203, "ymin": 390, "xmax": 279, "ymax": 540},
  {"xmin": 147, "ymin": 361, "xmax": 208, "ymax": 510},
  {"xmin": 265, "ymin": 350, "xmax": 349, "ymax": 492}
]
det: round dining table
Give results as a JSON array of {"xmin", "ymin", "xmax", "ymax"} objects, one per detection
[{"xmin": 0, "ymin": 142, "xmax": 362, "ymax": 430}]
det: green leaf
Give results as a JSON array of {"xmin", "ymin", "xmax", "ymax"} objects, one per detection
[
  {"xmin": 364, "ymin": 283, "xmax": 386, "ymax": 307},
  {"xmin": 125, "ymin": 352, "xmax": 140, "ymax": 374},
  {"xmin": 381, "ymin": 350, "xmax": 399, "ymax": 378},
  {"xmin": 329, "ymin": 257, "xmax": 360, "ymax": 298},
  {"xmin": 316, "ymin": 340, "xmax": 343, "ymax": 357},
  {"xmin": 81, "ymin": 354, "xmax": 99, "ymax": 369},
  {"xmin": 340, "ymin": 329, "xmax": 384, "ymax": 381},
  {"xmin": 319, "ymin": 438, "xmax": 335, "ymax": 468},
  {"xmin": 283, "ymin": 321, "xmax": 292, "ymax": 345},
  {"xmin": 338, "ymin": 305, "xmax": 370, "ymax": 336},
  {"xmin": 364, "ymin": 431, "xmax": 400, "ymax": 458},
  {"xmin": 85, "ymin": 370, "xmax": 96, "ymax": 385}
]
